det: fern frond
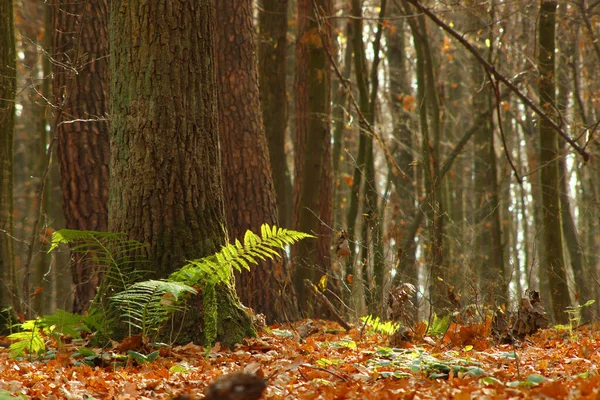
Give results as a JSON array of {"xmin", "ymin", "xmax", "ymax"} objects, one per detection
[
  {"xmin": 169, "ymin": 224, "xmax": 314, "ymax": 287},
  {"xmin": 111, "ymin": 280, "xmax": 197, "ymax": 336}
]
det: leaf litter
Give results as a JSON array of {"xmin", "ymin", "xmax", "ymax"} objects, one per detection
[{"xmin": 2, "ymin": 319, "xmax": 600, "ymax": 399}]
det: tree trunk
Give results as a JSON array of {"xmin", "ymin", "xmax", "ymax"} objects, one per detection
[
  {"xmin": 51, "ymin": 0, "xmax": 110, "ymax": 313},
  {"xmin": 538, "ymin": 0, "xmax": 570, "ymax": 324},
  {"xmin": 0, "ymin": 0, "xmax": 18, "ymax": 311},
  {"xmin": 109, "ymin": 0, "xmax": 253, "ymax": 346},
  {"xmin": 388, "ymin": 5, "xmax": 417, "ymax": 319},
  {"xmin": 214, "ymin": 0, "xmax": 298, "ymax": 323},
  {"xmin": 258, "ymin": 0, "xmax": 292, "ymax": 230},
  {"xmin": 470, "ymin": 4, "xmax": 506, "ymax": 305},
  {"xmin": 293, "ymin": 0, "xmax": 334, "ymax": 313}
]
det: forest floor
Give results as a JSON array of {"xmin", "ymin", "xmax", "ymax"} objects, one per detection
[{"xmin": 1, "ymin": 319, "xmax": 600, "ymax": 399}]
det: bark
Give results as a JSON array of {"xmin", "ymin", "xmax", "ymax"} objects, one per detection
[
  {"xmin": 555, "ymin": 10, "xmax": 593, "ymax": 322},
  {"xmin": 51, "ymin": 0, "xmax": 110, "ymax": 313},
  {"xmin": 388, "ymin": 5, "xmax": 417, "ymax": 317},
  {"xmin": 403, "ymin": 3, "xmax": 447, "ymax": 313},
  {"xmin": 109, "ymin": 0, "xmax": 253, "ymax": 346},
  {"xmin": 538, "ymin": 0, "xmax": 571, "ymax": 324},
  {"xmin": 469, "ymin": 4, "xmax": 506, "ymax": 305},
  {"xmin": 293, "ymin": 0, "xmax": 334, "ymax": 313},
  {"xmin": 332, "ymin": 21, "xmax": 353, "ymax": 228},
  {"xmin": 215, "ymin": 0, "xmax": 298, "ymax": 322},
  {"xmin": 258, "ymin": 0, "xmax": 292, "ymax": 230},
  {"xmin": 0, "ymin": 0, "xmax": 18, "ymax": 311}
]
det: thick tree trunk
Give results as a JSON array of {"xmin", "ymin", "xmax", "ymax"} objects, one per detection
[
  {"xmin": 215, "ymin": 0, "xmax": 298, "ymax": 323},
  {"xmin": 0, "ymin": 0, "xmax": 18, "ymax": 311},
  {"xmin": 51, "ymin": 0, "xmax": 110, "ymax": 313},
  {"xmin": 258, "ymin": 0, "xmax": 292, "ymax": 230},
  {"xmin": 538, "ymin": 0, "xmax": 570, "ymax": 324},
  {"xmin": 293, "ymin": 0, "xmax": 334, "ymax": 313},
  {"xmin": 109, "ymin": 0, "xmax": 253, "ymax": 346}
]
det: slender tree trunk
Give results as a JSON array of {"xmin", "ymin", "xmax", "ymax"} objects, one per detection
[
  {"xmin": 214, "ymin": 0, "xmax": 298, "ymax": 322},
  {"xmin": 293, "ymin": 0, "xmax": 335, "ymax": 313},
  {"xmin": 51, "ymin": 0, "xmax": 110, "ymax": 313},
  {"xmin": 259, "ymin": 0, "xmax": 292, "ymax": 230},
  {"xmin": 0, "ymin": 0, "xmax": 18, "ymax": 311},
  {"xmin": 388, "ymin": 12, "xmax": 416, "ymax": 286},
  {"xmin": 32, "ymin": 3, "xmax": 52, "ymax": 315},
  {"xmin": 332, "ymin": 21, "xmax": 353, "ymax": 228},
  {"xmin": 538, "ymin": 0, "xmax": 570, "ymax": 324},
  {"xmin": 109, "ymin": 0, "xmax": 253, "ymax": 346},
  {"xmin": 470, "ymin": 3, "xmax": 506, "ymax": 305}
]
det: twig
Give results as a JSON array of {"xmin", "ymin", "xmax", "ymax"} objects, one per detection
[
  {"xmin": 299, "ymin": 364, "xmax": 348, "ymax": 382},
  {"xmin": 303, "ymin": 279, "xmax": 352, "ymax": 331},
  {"xmin": 485, "ymin": 69, "xmax": 523, "ymax": 186}
]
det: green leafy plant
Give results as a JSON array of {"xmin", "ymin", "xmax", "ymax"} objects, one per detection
[
  {"xmin": 127, "ymin": 350, "xmax": 160, "ymax": 364},
  {"xmin": 556, "ymin": 299, "xmax": 596, "ymax": 338},
  {"xmin": 49, "ymin": 229, "xmax": 149, "ymax": 298},
  {"xmin": 169, "ymin": 224, "xmax": 313, "ymax": 285},
  {"xmin": 428, "ymin": 313, "xmax": 452, "ymax": 336},
  {"xmin": 7, "ymin": 319, "xmax": 45, "ymax": 358},
  {"xmin": 7, "ymin": 310, "xmax": 102, "ymax": 359},
  {"xmin": 110, "ymin": 280, "xmax": 197, "ymax": 339},
  {"xmin": 107, "ymin": 224, "xmax": 313, "ymax": 346},
  {"xmin": 360, "ymin": 315, "xmax": 401, "ymax": 335}
]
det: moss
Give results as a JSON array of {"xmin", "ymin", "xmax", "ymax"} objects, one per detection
[{"xmin": 203, "ymin": 283, "xmax": 218, "ymax": 348}]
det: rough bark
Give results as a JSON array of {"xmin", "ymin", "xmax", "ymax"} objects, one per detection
[
  {"xmin": 214, "ymin": 0, "xmax": 298, "ymax": 323},
  {"xmin": 293, "ymin": 0, "xmax": 334, "ymax": 313},
  {"xmin": 51, "ymin": 0, "xmax": 110, "ymax": 313},
  {"xmin": 538, "ymin": 0, "xmax": 571, "ymax": 324},
  {"xmin": 109, "ymin": 0, "xmax": 253, "ymax": 346},
  {"xmin": 258, "ymin": 0, "xmax": 292, "ymax": 230},
  {"xmin": 0, "ymin": 0, "xmax": 17, "ymax": 311}
]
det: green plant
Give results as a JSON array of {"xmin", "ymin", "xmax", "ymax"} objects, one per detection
[
  {"xmin": 428, "ymin": 313, "xmax": 452, "ymax": 336},
  {"xmin": 360, "ymin": 315, "xmax": 400, "ymax": 335},
  {"xmin": 169, "ymin": 224, "xmax": 313, "ymax": 285},
  {"xmin": 110, "ymin": 280, "xmax": 197, "ymax": 339},
  {"xmin": 49, "ymin": 229, "xmax": 149, "ymax": 298},
  {"xmin": 556, "ymin": 299, "xmax": 596, "ymax": 338},
  {"xmin": 110, "ymin": 224, "xmax": 313, "ymax": 346},
  {"xmin": 7, "ymin": 310, "xmax": 101, "ymax": 359}
]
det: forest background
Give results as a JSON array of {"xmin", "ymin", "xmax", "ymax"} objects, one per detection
[{"xmin": 1, "ymin": 0, "xmax": 599, "ymax": 341}]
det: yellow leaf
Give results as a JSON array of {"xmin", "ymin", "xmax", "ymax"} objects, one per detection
[{"xmin": 319, "ymin": 275, "xmax": 328, "ymax": 291}]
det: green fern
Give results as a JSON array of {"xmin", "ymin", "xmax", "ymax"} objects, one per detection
[
  {"xmin": 361, "ymin": 315, "xmax": 401, "ymax": 335},
  {"xmin": 429, "ymin": 313, "xmax": 452, "ymax": 336},
  {"xmin": 170, "ymin": 224, "xmax": 314, "ymax": 286},
  {"xmin": 49, "ymin": 229, "xmax": 148, "ymax": 290},
  {"xmin": 111, "ymin": 280, "xmax": 197, "ymax": 338}
]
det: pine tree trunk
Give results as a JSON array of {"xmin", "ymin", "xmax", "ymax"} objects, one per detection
[
  {"xmin": 0, "ymin": 0, "xmax": 17, "ymax": 311},
  {"xmin": 51, "ymin": 0, "xmax": 110, "ymax": 313},
  {"xmin": 215, "ymin": 0, "xmax": 298, "ymax": 323},
  {"xmin": 109, "ymin": 0, "xmax": 253, "ymax": 346},
  {"xmin": 538, "ymin": 0, "xmax": 571, "ymax": 324}
]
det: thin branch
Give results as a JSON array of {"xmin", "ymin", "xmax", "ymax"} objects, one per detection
[
  {"xmin": 303, "ymin": 279, "xmax": 352, "ymax": 331},
  {"xmin": 484, "ymin": 69, "xmax": 523, "ymax": 186},
  {"xmin": 398, "ymin": 0, "xmax": 590, "ymax": 161}
]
